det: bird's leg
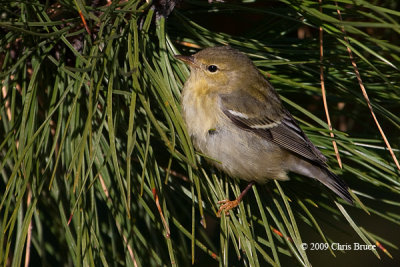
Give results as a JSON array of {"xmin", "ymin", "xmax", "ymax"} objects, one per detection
[{"xmin": 217, "ymin": 181, "xmax": 255, "ymax": 217}]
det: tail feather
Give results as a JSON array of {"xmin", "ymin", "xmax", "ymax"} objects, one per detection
[
  {"xmin": 288, "ymin": 157, "xmax": 353, "ymax": 204},
  {"xmin": 318, "ymin": 167, "xmax": 353, "ymax": 204}
]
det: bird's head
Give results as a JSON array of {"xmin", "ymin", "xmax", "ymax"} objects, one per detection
[{"xmin": 175, "ymin": 46, "xmax": 257, "ymax": 90}]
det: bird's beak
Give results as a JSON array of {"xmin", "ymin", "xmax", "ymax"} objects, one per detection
[{"xmin": 175, "ymin": 55, "xmax": 196, "ymax": 67}]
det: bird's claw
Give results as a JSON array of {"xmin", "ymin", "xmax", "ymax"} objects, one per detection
[{"xmin": 217, "ymin": 199, "xmax": 239, "ymax": 217}]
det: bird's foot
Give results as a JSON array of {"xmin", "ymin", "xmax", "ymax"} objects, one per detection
[{"xmin": 217, "ymin": 199, "xmax": 239, "ymax": 217}]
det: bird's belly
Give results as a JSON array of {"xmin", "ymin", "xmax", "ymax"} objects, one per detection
[{"xmin": 194, "ymin": 127, "xmax": 290, "ymax": 183}]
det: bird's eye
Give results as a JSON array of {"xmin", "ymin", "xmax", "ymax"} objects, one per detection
[{"xmin": 207, "ymin": 65, "xmax": 218, "ymax": 73}]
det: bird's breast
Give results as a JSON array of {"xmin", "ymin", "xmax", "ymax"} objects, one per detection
[{"xmin": 181, "ymin": 81, "xmax": 222, "ymax": 143}]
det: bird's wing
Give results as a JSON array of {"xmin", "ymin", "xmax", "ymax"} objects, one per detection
[{"xmin": 219, "ymin": 91, "xmax": 328, "ymax": 164}]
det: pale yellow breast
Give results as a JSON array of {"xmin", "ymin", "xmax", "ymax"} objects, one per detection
[{"xmin": 181, "ymin": 76, "xmax": 222, "ymax": 144}]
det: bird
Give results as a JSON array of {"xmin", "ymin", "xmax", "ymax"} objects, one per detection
[{"xmin": 175, "ymin": 46, "xmax": 353, "ymax": 216}]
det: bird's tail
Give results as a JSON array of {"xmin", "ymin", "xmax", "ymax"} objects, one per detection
[
  {"xmin": 288, "ymin": 158, "xmax": 353, "ymax": 204},
  {"xmin": 318, "ymin": 166, "xmax": 353, "ymax": 204}
]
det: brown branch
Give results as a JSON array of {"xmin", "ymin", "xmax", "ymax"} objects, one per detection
[
  {"xmin": 152, "ymin": 188, "xmax": 171, "ymax": 237},
  {"xmin": 1, "ymin": 81, "xmax": 12, "ymax": 121},
  {"xmin": 335, "ymin": 2, "xmax": 400, "ymax": 171},
  {"xmin": 319, "ymin": 0, "xmax": 343, "ymax": 169}
]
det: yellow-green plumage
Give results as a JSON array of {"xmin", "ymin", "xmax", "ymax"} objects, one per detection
[{"xmin": 177, "ymin": 46, "xmax": 352, "ymax": 205}]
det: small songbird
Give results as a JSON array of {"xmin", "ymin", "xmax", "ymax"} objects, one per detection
[{"xmin": 176, "ymin": 46, "xmax": 353, "ymax": 216}]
